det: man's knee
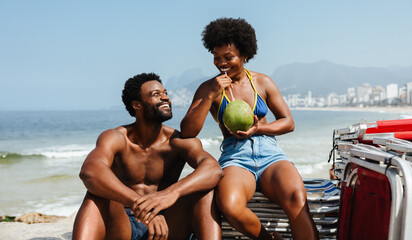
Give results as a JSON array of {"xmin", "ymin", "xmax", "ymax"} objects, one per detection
[
  {"xmin": 73, "ymin": 193, "xmax": 108, "ymax": 240},
  {"xmin": 73, "ymin": 192, "xmax": 131, "ymax": 239}
]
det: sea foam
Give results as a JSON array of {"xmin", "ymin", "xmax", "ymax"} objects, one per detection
[
  {"xmin": 23, "ymin": 144, "xmax": 94, "ymax": 159},
  {"xmin": 199, "ymin": 137, "xmax": 223, "ymax": 147}
]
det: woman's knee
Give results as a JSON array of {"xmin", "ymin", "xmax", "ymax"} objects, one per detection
[
  {"xmin": 283, "ymin": 186, "xmax": 308, "ymax": 214},
  {"xmin": 216, "ymin": 167, "xmax": 256, "ymax": 218},
  {"xmin": 216, "ymin": 191, "xmax": 245, "ymax": 218}
]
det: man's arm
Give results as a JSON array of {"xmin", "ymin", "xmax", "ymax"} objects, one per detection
[
  {"xmin": 79, "ymin": 129, "xmax": 141, "ymax": 207},
  {"xmin": 169, "ymin": 137, "xmax": 223, "ymax": 195},
  {"xmin": 133, "ymin": 137, "xmax": 223, "ymax": 222}
]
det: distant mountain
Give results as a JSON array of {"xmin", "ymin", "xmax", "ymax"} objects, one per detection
[
  {"xmin": 164, "ymin": 68, "xmax": 210, "ymax": 90},
  {"xmin": 389, "ymin": 66, "xmax": 412, "ymax": 79},
  {"xmin": 165, "ymin": 68, "xmax": 213, "ymax": 109},
  {"xmin": 166, "ymin": 61, "xmax": 412, "ymax": 107},
  {"xmin": 272, "ymin": 60, "xmax": 412, "ymax": 96}
]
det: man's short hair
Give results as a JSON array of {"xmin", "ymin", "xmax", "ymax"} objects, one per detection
[{"xmin": 122, "ymin": 73, "xmax": 162, "ymax": 117}]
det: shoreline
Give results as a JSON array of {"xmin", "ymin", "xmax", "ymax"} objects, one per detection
[{"xmin": 291, "ymin": 106, "xmax": 412, "ymax": 115}]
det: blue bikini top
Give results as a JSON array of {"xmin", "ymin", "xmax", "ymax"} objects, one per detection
[{"xmin": 216, "ymin": 68, "xmax": 268, "ymax": 124}]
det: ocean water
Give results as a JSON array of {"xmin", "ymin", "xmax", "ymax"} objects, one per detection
[{"xmin": 0, "ymin": 109, "xmax": 404, "ymax": 217}]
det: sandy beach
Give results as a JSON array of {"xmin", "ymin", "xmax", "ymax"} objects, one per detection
[{"xmin": 0, "ymin": 213, "xmax": 76, "ymax": 240}]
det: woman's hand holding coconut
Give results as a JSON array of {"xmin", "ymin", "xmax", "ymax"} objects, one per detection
[
  {"xmin": 229, "ymin": 115, "xmax": 259, "ymax": 139},
  {"xmin": 223, "ymin": 100, "xmax": 259, "ymax": 138}
]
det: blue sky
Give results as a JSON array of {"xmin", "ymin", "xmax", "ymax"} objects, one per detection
[{"xmin": 1, "ymin": 0, "xmax": 411, "ymax": 110}]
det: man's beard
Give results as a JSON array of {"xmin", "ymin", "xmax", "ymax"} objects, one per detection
[{"xmin": 142, "ymin": 101, "xmax": 173, "ymax": 123}]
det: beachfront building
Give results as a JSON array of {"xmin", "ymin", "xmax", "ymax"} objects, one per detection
[
  {"xmin": 326, "ymin": 93, "xmax": 347, "ymax": 106},
  {"xmin": 285, "ymin": 93, "xmax": 329, "ymax": 108},
  {"xmin": 283, "ymin": 82, "xmax": 410, "ymax": 109},
  {"xmin": 386, "ymin": 83, "xmax": 399, "ymax": 103},
  {"xmin": 327, "ymin": 93, "xmax": 339, "ymax": 106},
  {"xmin": 371, "ymin": 86, "xmax": 385, "ymax": 105},
  {"xmin": 399, "ymin": 86, "xmax": 407, "ymax": 103},
  {"xmin": 406, "ymin": 82, "xmax": 412, "ymax": 104},
  {"xmin": 307, "ymin": 91, "xmax": 313, "ymax": 107},
  {"xmin": 356, "ymin": 83, "xmax": 372, "ymax": 104},
  {"xmin": 285, "ymin": 94, "xmax": 301, "ymax": 108},
  {"xmin": 346, "ymin": 87, "xmax": 356, "ymax": 105}
]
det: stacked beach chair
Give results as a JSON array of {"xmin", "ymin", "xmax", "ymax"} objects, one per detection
[
  {"xmin": 330, "ymin": 119, "xmax": 412, "ymax": 240},
  {"xmin": 222, "ymin": 178, "xmax": 340, "ymax": 240},
  {"xmin": 331, "ymin": 119, "xmax": 412, "ymax": 183}
]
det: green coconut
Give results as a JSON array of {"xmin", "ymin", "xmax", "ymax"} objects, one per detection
[{"xmin": 223, "ymin": 100, "xmax": 254, "ymax": 133}]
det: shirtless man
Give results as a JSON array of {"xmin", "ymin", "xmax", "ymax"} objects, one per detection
[{"xmin": 72, "ymin": 73, "xmax": 223, "ymax": 240}]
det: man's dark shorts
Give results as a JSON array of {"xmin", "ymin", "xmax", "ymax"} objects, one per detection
[{"xmin": 125, "ymin": 208, "xmax": 148, "ymax": 240}]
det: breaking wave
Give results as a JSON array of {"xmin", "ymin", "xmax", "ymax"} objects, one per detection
[{"xmin": 0, "ymin": 144, "xmax": 94, "ymax": 163}]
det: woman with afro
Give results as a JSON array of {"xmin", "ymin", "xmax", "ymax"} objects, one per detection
[{"xmin": 181, "ymin": 18, "xmax": 318, "ymax": 240}]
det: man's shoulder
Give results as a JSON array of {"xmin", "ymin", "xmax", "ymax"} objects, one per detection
[
  {"xmin": 101, "ymin": 126, "xmax": 126, "ymax": 137},
  {"xmin": 96, "ymin": 127, "xmax": 127, "ymax": 146}
]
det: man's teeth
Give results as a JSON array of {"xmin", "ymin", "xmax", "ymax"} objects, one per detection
[
  {"xmin": 160, "ymin": 103, "xmax": 170, "ymax": 108},
  {"xmin": 221, "ymin": 68, "xmax": 230, "ymax": 72}
]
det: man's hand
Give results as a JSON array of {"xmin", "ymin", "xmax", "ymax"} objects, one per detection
[
  {"xmin": 145, "ymin": 214, "xmax": 169, "ymax": 240},
  {"xmin": 131, "ymin": 189, "xmax": 179, "ymax": 224}
]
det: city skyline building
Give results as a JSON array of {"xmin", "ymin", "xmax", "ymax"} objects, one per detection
[{"xmin": 284, "ymin": 82, "xmax": 412, "ymax": 108}]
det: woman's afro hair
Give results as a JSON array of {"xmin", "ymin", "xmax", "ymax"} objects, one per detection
[{"xmin": 201, "ymin": 17, "xmax": 257, "ymax": 62}]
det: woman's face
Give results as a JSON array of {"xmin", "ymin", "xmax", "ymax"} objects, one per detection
[{"xmin": 212, "ymin": 44, "xmax": 246, "ymax": 77}]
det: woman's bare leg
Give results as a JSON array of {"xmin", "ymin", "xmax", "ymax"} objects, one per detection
[
  {"xmin": 216, "ymin": 166, "xmax": 270, "ymax": 239},
  {"xmin": 260, "ymin": 161, "xmax": 319, "ymax": 240}
]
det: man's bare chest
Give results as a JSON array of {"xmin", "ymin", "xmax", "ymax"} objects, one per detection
[{"xmin": 113, "ymin": 145, "xmax": 182, "ymax": 186}]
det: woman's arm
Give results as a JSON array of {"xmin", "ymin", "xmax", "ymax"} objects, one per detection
[
  {"xmin": 255, "ymin": 73, "xmax": 295, "ymax": 135},
  {"xmin": 180, "ymin": 74, "xmax": 232, "ymax": 138},
  {"xmin": 180, "ymin": 81, "xmax": 215, "ymax": 138}
]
